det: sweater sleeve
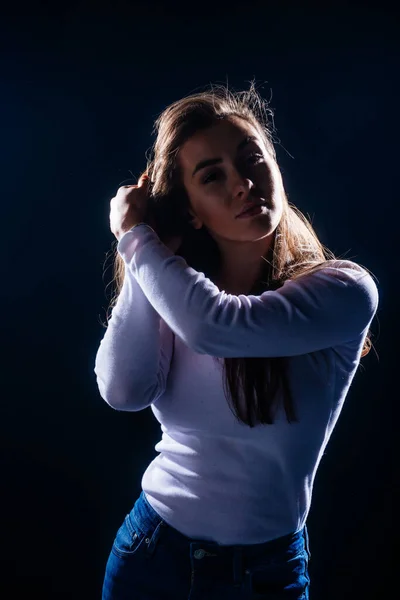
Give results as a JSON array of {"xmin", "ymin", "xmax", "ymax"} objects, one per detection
[
  {"xmin": 94, "ymin": 263, "xmax": 174, "ymax": 411},
  {"xmin": 117, "ymin": 225, "xmax": 379, "ymax": 358}
]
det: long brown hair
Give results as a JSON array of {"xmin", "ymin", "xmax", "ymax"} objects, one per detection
[{"xmin": 105, "ymin": 83, "xmax": 375, "ymax": 428}]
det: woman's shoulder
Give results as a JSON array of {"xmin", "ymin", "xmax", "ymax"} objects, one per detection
[
  {"xmin": 319, "ymin": 258, "xmax": 368, "ymax": 272},
  {"xmin": 293, "ymin": 258, "xmax": 375, "ymax": 280},
  {"xmin": 312, "ymin": 259, "xmax": 377, "ymax": 287},
  {"xmin": 293, "ymin": 259, "xmax": 379, "ymax": 317},
  {"xmin": 272, "ymin": 258, "xmax": 377, "ymax": 293}
]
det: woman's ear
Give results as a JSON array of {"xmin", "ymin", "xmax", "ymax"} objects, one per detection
[{"xmin": 187, "ymin": 208, "xmax": 203, "ymax": 230}]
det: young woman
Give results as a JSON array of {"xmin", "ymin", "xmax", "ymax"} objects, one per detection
[{"xmin": 96, "ymin": 84, "xmax": 379, "ymax": 599}]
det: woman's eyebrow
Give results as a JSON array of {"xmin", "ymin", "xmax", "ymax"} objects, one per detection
[{"xmin": 191, "ymin": 136, "xmax": 258, "ymax": 178}]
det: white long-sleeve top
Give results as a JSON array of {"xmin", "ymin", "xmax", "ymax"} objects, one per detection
[{"xmin": 94, "ymin": 224, "xmax": 379, "ymax": 545}]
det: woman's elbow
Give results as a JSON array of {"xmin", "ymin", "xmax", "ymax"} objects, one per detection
[{"xmin": 96, "ymin": 380, "xmax": 156, "ymax": 412}]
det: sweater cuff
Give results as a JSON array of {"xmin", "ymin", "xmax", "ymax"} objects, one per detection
[{"xmin": 117, "ymin": 223, "xmax": 161, "ymax": 263}]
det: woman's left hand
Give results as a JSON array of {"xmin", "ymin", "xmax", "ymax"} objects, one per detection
[{"xmin": 109, "ymin": 173, "xmax": 150, "ymax": 241}]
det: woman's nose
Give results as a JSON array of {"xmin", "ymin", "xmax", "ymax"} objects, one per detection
[{"xmin": 232, "ymin": 176, "xmax": 255, "ymax": 199}]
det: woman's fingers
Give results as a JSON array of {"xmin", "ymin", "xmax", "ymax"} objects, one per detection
[{"xmin": 138, "ymin": 173, "xmax": 150, "ymax": 187}]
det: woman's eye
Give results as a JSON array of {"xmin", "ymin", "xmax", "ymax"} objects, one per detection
[
  {"xmin": 202, "ymin": 170, "xmax": 220, "ymax": 184},
  {"xmin": 202, "ymin": 155, "xmax": 263, "ymax": 184},
  {"xmin": 247, "ymin": 153, "xmax": 264, "ymax": 165}
]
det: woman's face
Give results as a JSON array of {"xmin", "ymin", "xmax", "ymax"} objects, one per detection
[{"xmin": 178, "ymin": 116, "xmax": 284, "ymax": 243}]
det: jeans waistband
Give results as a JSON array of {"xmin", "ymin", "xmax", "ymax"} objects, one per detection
[{"xmin": 131, "ymin": 490, "xmax": 310, "ymax": 559}]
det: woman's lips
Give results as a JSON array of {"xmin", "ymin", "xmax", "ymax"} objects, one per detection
[
  {"xmin": 236, "ymin": 200, "xmax": 266, "ymax": 218},
  {"xmin": 236, "ymin": 204, "xmax": 266, "ymax": 219}
]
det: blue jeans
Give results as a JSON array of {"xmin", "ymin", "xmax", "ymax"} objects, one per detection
[{"xmin": 102, "ymin": 491, "xmax": 311, "ymax": 599}]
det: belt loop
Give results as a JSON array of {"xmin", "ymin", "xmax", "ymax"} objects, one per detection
[{"xmin": 144, "ymin": 519, "xmax": 163, "ymax": 557}]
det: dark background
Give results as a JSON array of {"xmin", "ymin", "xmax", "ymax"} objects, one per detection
[{"xmin": 1, "ymin": 2, "xmax": 395, "ymax": 598}]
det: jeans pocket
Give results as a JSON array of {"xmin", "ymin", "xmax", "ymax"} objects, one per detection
[
  {"xmin": 247, "ymin": 552, "xmax": 309, "ymax": 599},
  {"xmin": 112, "ymin": 514, "xmax": 145, "ymax": 558}
]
